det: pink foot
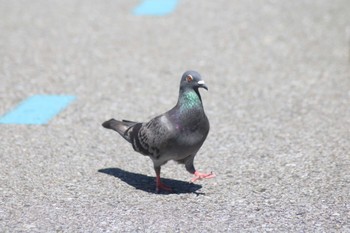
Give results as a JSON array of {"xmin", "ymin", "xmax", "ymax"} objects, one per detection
[
  {"xmin": 156, "ymin": 174, "xmax": 173, "ymax": 193},
  {"xmin": 191, "ymin": 171, "xmax": 216, "ymax": 183},
  {"xmin": 156, "ymin": 178, "xmax": 172, "ymax": 193}
]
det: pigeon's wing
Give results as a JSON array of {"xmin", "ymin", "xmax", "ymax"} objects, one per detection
[{"xmin": 129, "ymin": 114, "xmax": 176, "ymax": 158}]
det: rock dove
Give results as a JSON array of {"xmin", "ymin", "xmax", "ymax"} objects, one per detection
[{"xmin": 102, "ymin": 70, "xmax": 215, "ymax": 192}]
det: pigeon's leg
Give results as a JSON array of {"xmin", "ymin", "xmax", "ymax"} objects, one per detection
[
  {"xmin": 184, "ymin": 154, "xmax": 216, "ymax": 183},
  {"xmin": 154, "ymin": 166, "xmax": 172, "ymax": 193}
]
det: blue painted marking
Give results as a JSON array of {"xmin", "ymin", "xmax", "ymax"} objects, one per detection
[
  {"xmin": 0, "ymin": 95, "xmax": 76, "ymax": 125},
  {"xmin": 133, "ymin": 0, "xmax": 178, "ymax": 16}
]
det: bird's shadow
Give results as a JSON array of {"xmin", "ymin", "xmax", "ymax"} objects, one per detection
[{"xmin": 98, "ymin": 167, "xmax": 204, "ymax": 195}]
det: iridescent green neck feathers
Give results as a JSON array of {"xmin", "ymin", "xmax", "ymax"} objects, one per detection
[{"xmin": 178, "ymin": 89, "xmax": 202, "ymax": 111}]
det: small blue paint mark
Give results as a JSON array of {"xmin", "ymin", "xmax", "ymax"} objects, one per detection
[
  {"xmin": 0, "ymin": 95, "xmax": 76, "ymax": 125},
  {"xmin": 133, "ymin": 0, "xmax": 178, "ymax": 16}
]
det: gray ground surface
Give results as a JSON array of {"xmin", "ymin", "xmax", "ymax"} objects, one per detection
[{"xmin": 1, "ymin": 0, "xmax": 350, "ymax": 232}]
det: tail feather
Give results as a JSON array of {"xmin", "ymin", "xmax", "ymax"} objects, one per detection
[
  {"xmin": 122, "ymin": 119, "xmax": 138, "ymax": 124},
  {"xmin": 102, "ymin": 118, "xmax": 139, "ymax": 142}
]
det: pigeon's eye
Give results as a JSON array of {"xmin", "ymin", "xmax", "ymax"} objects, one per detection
[{"xmin": 186, "ymin": 75, "xmax": 193, "ymax": 82}]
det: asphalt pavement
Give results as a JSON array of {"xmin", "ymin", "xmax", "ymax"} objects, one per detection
[{"xmin": 1, "ymin": 0, "xmax": 350, "ymax": 232}]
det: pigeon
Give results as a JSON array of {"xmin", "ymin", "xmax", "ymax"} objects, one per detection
[{"xmin": 102, "ymin": 70, "xmax": 215, "ymax": 192}]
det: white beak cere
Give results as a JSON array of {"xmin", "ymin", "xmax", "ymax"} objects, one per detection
[{"xmin": 197, "ymin": 80, "xmax": 205, "ymax": 85}]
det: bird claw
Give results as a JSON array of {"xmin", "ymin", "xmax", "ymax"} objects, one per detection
[
  {"xmin": 191, "ymin": 171, "xmax": 216, "ymax": 183},
  {"xmin": 156, "ymin": 182, "xmax": 173, "ymax": 193}
]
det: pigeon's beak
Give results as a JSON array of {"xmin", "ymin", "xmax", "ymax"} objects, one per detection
[{"xmin": 197, "ymin": 80, "xmax": 208, "ymax": 91}]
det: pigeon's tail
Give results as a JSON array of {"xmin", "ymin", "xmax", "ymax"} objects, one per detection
[{"xmin": 102, "ymin": 118, "xmax": 139, "ymax": 143}]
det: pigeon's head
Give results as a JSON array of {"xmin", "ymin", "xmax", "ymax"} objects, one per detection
[{"xmin": 180, "ymin": 70, "xmax": 208, "ymax": 91}]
